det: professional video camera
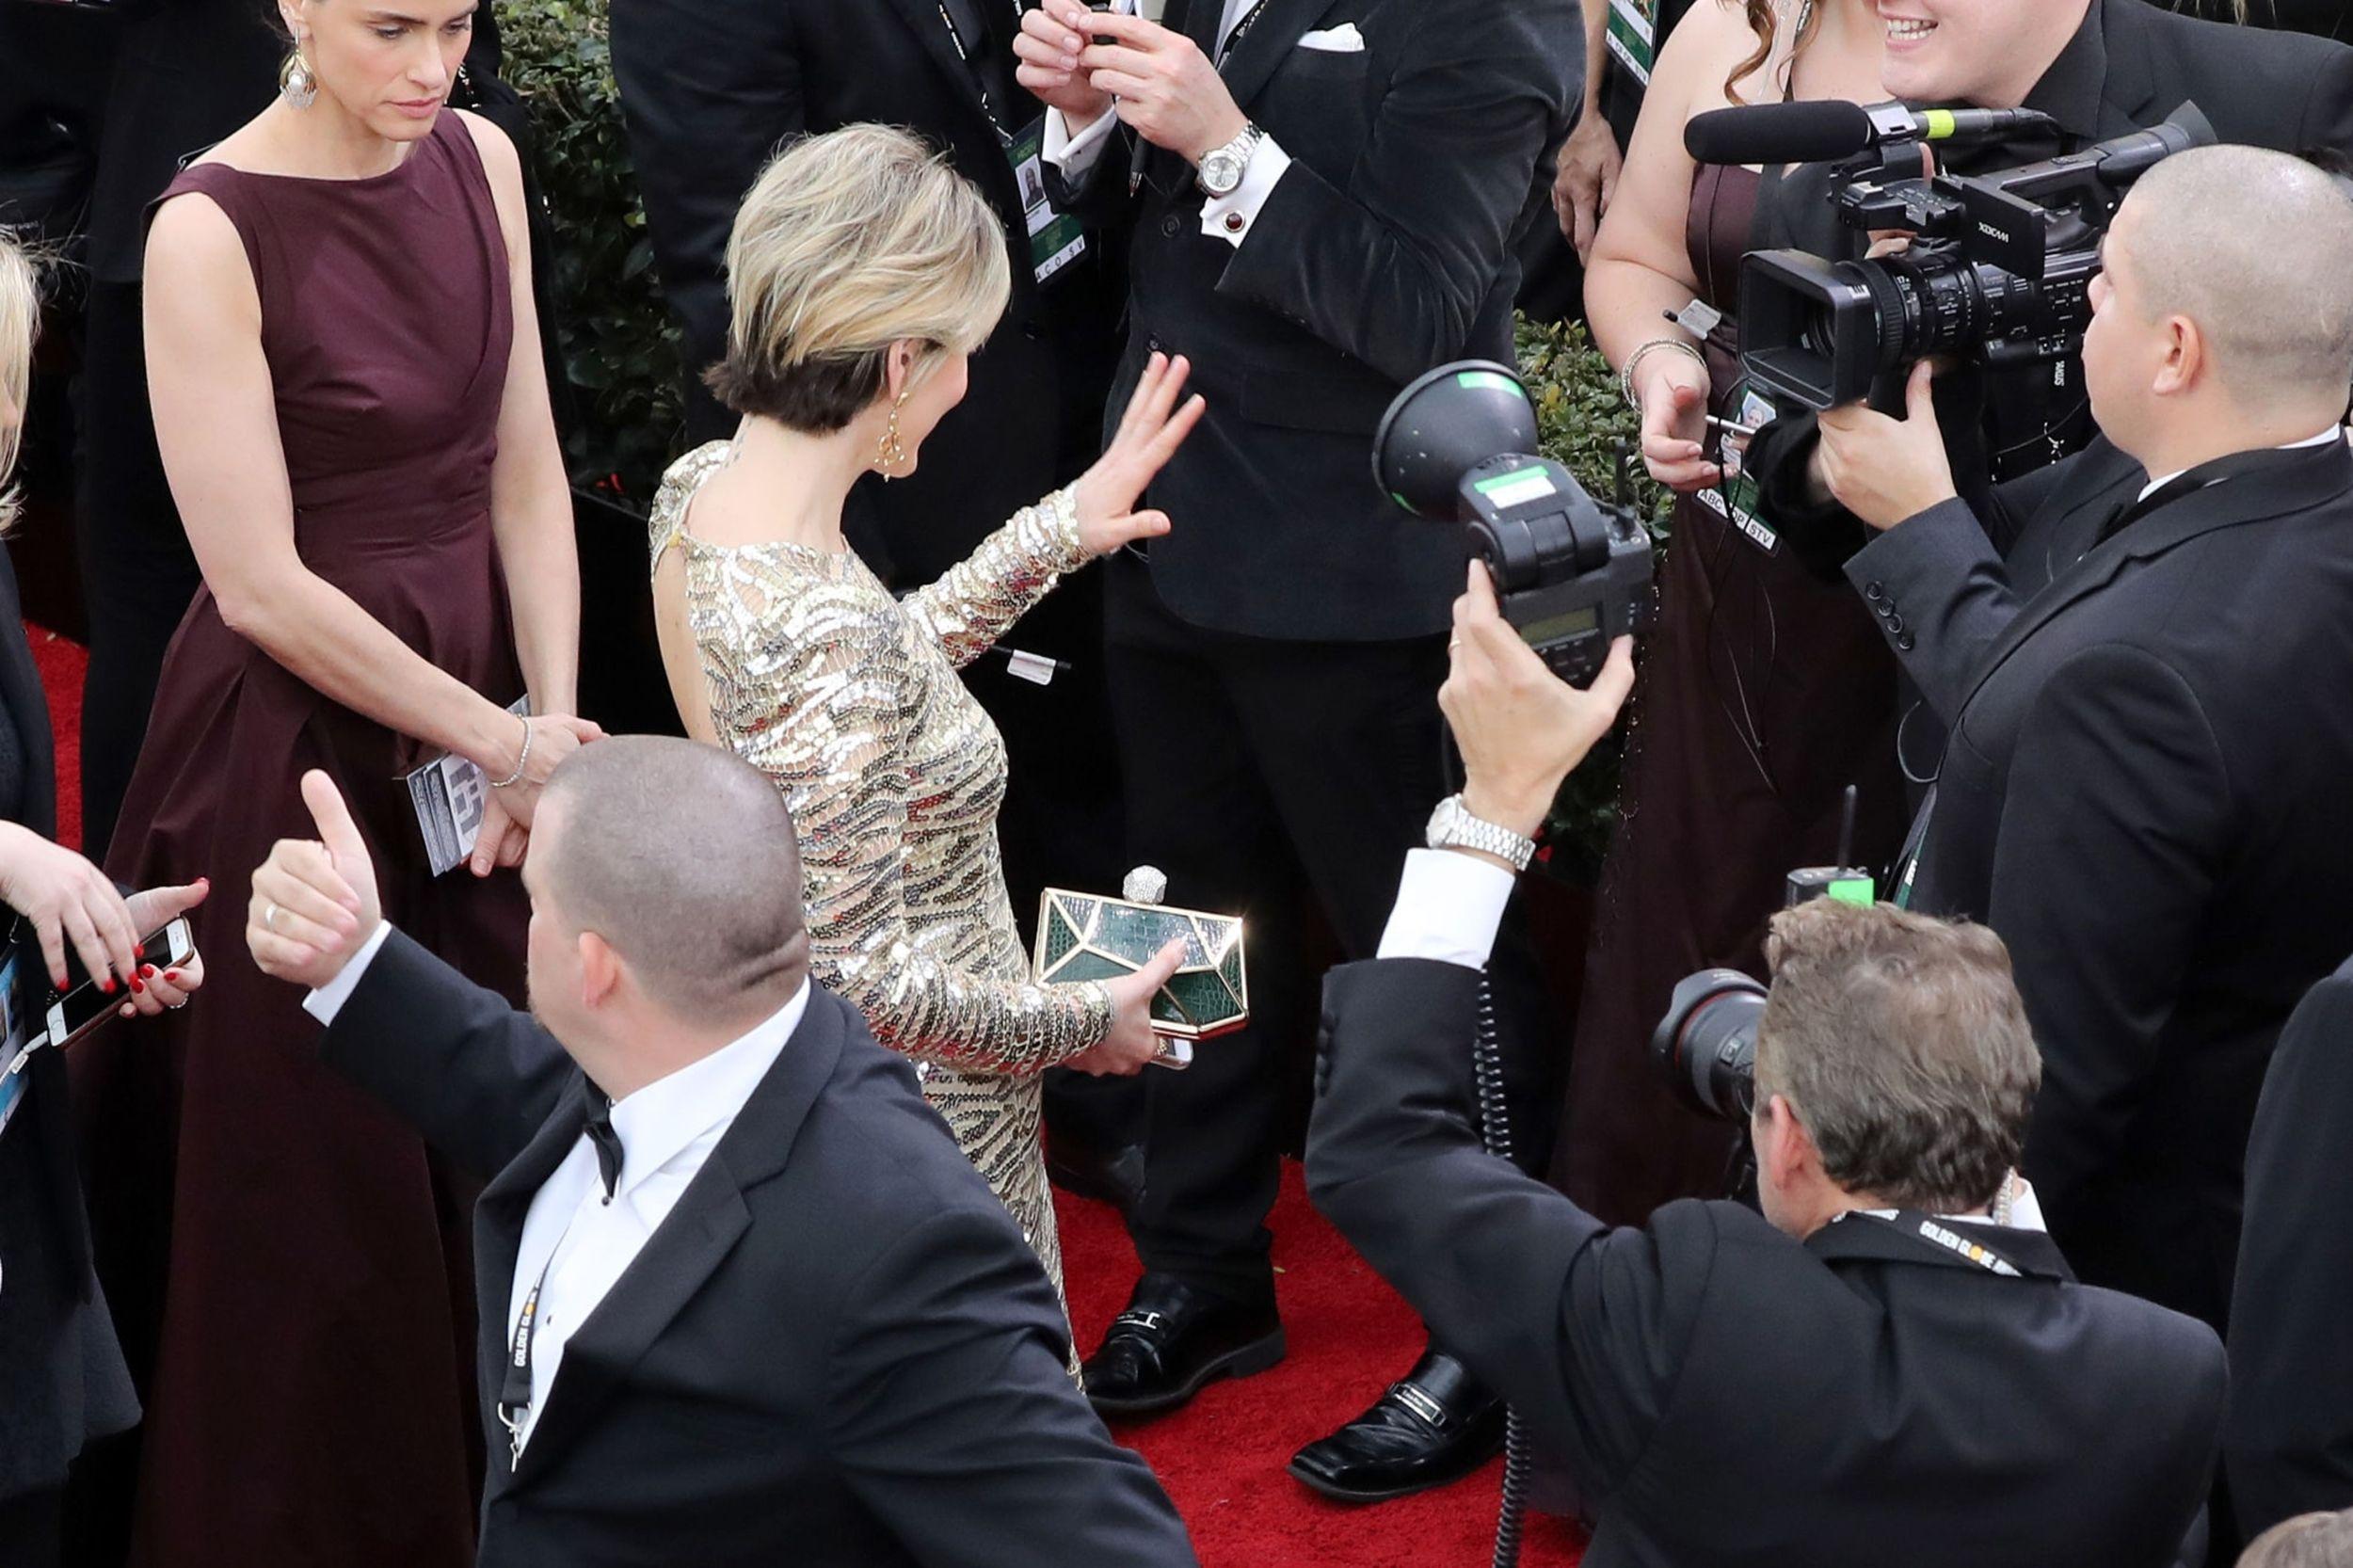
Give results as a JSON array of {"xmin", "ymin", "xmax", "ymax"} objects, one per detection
[
  {"xmin": 1686, "ymin": 99, "xmax": 2216, "ymax": 411},
  {"xmin": 1372, "ymin": 361, "xmax": 1654, "ymax": 687}
]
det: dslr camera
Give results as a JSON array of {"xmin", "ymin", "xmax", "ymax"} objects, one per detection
[
  {"xmin": 1739, "ymin": 104, "xmax": 2217, "ymax": 412},
  {"xmin": 1372, "ymin": 361, "xmax": 1654, "ymax": 687}
]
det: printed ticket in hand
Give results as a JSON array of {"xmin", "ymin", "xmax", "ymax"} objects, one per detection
[{"xmin": 408, "ymin": 696, "xmax": 531, "ymax": 876}]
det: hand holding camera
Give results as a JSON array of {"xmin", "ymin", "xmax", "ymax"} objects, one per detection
[
  {"xmin": 1439, "ymin": 561, "xmax": 1636, "ymax": 844},
  {"xmin": 1814, "ymin": 360, "xmax": 1959, "ymax": 530}
]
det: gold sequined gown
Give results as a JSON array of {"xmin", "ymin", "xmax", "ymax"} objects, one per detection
[{"xmin": 650, "ymin": 440, "xmax": 1115, "ymax": 1320}]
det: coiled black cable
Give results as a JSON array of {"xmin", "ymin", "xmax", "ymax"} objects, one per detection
[{"xmin": 1470, "ymin": 976, "xmax": 1529, "ymax": 1568}]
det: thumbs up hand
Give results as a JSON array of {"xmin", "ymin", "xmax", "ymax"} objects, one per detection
[{"xmin": 248, "ymin": 771, "xmax": 382, "ymax": 990}]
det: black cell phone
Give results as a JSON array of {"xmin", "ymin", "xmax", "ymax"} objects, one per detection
[{"xmin": 43, "ymin": 917, "xmax": 196, "ymax": 1048}]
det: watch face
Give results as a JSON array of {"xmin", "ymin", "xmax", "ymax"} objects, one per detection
[{"xmin": 1202, "ymin": 151, "xmax": 1241, "ymax": 194}]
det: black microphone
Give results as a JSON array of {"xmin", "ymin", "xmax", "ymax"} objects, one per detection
[{"xmin": 1684, "ymin": 100, "xmax": 2059, "ymax": 167}]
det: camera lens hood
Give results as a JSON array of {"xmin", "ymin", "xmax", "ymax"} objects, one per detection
[{"xmin": 1371, "ymin": 360, "xmax": 1542, "ymax": 521}]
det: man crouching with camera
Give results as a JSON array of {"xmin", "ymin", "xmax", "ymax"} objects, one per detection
[{"xmin": 1304, "ymin": 563, "xmax": 2227, "ymax": 1568}]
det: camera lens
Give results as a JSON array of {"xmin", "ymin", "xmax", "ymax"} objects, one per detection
[{"xmin": 1650, "ymin": 968, "xmax": 1768, "ymax": 1122}]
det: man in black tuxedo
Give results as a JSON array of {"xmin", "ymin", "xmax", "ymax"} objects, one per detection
[
  {"xmin": 2227, "ymin": 958, "xmax": 2353, "ymax": 1546},
  {"xmin": 243, "ymin": 738, "xmax": 1197, "ymax": 1568},
  {"xmin": 608, "ymin": 0, "xmax": 1132, "ymax": 965},
  {"xmin": 1806, "ymin": 145, "xmax": 2353, "ymax": 1337},
  {"xmin": 1015, "ymin": 0, "xmax": 1579, "ymax": 1496},
  {"xmin": 1305, "ymin": 567, "xmax": 2228, "ymax": 1567}
]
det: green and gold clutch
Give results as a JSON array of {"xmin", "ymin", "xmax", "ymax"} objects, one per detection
[{"xmin": 1032, "ymin": 868, "xmax": 1249, "ymax": 1044}]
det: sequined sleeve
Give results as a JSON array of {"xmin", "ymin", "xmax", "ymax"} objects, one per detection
[
  {"xmin": 697, "ymin": 564, "xmax": 1117, "ymax": 1077},
  {"xmin": 904, "ymin": 488, "xmax": 1096, "ymax": 669}
]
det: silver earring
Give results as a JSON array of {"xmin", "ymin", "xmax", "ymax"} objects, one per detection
[{"xmin": 280, "ymin": 50, "xmax": 318, "ymax": 109}]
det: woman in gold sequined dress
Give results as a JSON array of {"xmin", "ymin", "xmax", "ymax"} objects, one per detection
[{"xmin": 648, "ymin": 126, "xmax": 1204, "ymax": 1312}]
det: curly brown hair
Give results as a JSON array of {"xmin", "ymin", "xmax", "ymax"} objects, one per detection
[{"xmin": 1727, "ymin": 0, "xmax": 1822, "ymax": 106}]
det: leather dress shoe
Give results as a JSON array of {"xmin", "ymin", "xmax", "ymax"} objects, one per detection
[
  {"xmin": 1082, "ymin": 1273, "xmax": 1285, "ymax": 1417},
  {"xmin": 1287, "ymin": 1350, "xmax": 1505, "ymax": 1503},
  {"xmin": 1043, "ymin": 1127, "xmax": 1144, "ymax": 1213}
]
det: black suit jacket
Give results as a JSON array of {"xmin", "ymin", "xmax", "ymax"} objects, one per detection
[
  {"xmin": 609, "ymin": 0, "xmax": 1125, "ymax": 585},
  {"xmin": 2226, "ymin": 956, "xmax": 2353, "ymax": 1540},
  {"xmin": 320, "ymin": 933, "xmax": 1196, "ymax": 1568},
  {"xmin": 1047, "ymin": 0, "xmax": 1578, "ymax": 641},
  {"xmin": 1305, "ymin": 957, "xmax": 2227, "ymax": 1568},
  {"xmin": 0, "ymin": 549, "xmax": 138, "ymax": 1503},
  {"xmin": 1881, "ymin": 440, "xmax": 2353, "ymax": 1332}
]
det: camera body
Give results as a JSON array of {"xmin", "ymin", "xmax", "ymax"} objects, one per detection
[
  {"xmin": 1738, "ymin": 104, "xmax": 2217, "ymax": 412},
  {"xmin": 1373, "ymin": 362, "xmax": 1655, "ymax": 687}
]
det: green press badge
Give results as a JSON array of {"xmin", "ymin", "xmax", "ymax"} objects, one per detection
[
  {"xmin": 1010, "ymin": 121, "xmax": 1086, "ymax": 284},
  {"xmin": 1696, "ymin": 382, "xmax": 1781, "ymax": 556},
  {"xmin": 1607, "ymin": 0, "xmax": 1658, "ymax": 85}
]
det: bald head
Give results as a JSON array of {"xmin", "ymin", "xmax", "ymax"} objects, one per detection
[
  {"xmin": 2116, "ymin": 145, "xmax": 2353, "ymax": 420},
  {"xmin": 536, "ymin": 737, "xmax": 808, "ymax": 1021}
]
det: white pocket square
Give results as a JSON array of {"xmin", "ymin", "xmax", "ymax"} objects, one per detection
[{"xmin": 1298, "ymin": 23, "xmax": 1366, "ymax": 52}]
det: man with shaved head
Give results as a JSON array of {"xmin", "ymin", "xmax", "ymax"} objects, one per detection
[
  {"xmin": 1810, "ymin": 143, "xmax": 2353, "ymax": 1337},
  {"xmin": 244, "ymin": 737, "xmax": 1197, "ymax": 1568}
]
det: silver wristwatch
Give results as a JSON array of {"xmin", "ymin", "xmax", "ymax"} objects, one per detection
[
  {"xmin": 1425, "ymin": 794, "xmax": 1537, "ymax": 874},
  {"xmin": 1196, "ymin": 122, "xmax": 1265, "ymax": 199}
]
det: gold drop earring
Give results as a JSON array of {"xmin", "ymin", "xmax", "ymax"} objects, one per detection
[
  {"xmin": 874, "ymin": 390, "xmax": 911, "ymax": 480},
  {"xmin": 280, "ymin": 46, "xmax": 319, "ymax": 109}
]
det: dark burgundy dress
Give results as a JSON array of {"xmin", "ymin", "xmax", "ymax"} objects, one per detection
[
  {"xmin": 1548, "ymin": 162, "xmax": 1911, "ymax": 1223},
  {"xmin": 72, "ymin": 115, "xmax": 527, "ymax": 1567}
]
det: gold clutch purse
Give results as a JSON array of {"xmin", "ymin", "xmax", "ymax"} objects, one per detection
[{"xmin": 1032, "ymin": 869, "xmax": 1249, "ymax": 1052}]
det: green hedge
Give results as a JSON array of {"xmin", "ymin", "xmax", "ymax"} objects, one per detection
[
  {"xmin": 502, "ymin": 0, "xmax": 1658, "ymax": 875},
  {"xmin": 502, "ymin": 0, "xmax": 684, "ymax": 503}
]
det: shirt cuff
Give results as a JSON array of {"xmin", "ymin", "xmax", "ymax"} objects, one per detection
[
  {"xmin": 1376, "ymin": 849, "xmax": 1516, "ymax": 970},
  {"xmin": 302, "ymin": 921, "xmax": 395, "ymax": 1026},
  {"xmin": 1044, "ymin": 106, "xmax": 1118, "ymax": 174},
  {"xmin": 1199, "ymin": 135, "xmax": 1293, "ymax": 248}
]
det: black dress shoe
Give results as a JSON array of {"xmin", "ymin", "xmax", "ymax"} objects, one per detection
[
  {"xmin": 1287, "ymin": 1351, "xmax": 1505, "ymax": 1503},
  {"xmin": 1081, "ymin": 1273, "xmax": 1285, "ymax": 1417},
  {"xmin": 1043, "ymin": 1128, "xmax": 1145, "ymax": 1213}
]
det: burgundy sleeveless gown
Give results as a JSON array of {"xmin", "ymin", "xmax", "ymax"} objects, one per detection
[
  {"xmin": 72, "ymin": 115, "xmax": 528, "ymax": 1567},
  {"xmin": 1548, "ymin": 163, "xmax": 1911, "ymax": 1223}
]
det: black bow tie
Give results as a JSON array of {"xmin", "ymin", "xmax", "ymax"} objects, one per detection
[{"xmin": 584, "ymin": 1096, "xmax": 624, "ymax": 1203}]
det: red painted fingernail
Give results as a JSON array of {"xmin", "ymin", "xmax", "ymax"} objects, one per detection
[
  {"xmin": 101, "ymin": 979, "xmax": 116, "ymax": 994},
  {"xmin": 129, "ymin": 977, "xmax": 144, "ymax": 994},
  {"xmin": 141, "ymin": 965, "xmax": 157, "ymax": 978},
  {"xmin": 166, "ymin": 970, "xmax": 183, "ymax": 984}
]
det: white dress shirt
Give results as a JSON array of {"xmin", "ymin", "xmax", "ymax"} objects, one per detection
[
  {"xmin": 1042, "ymin": 0, "xmax": 1296, "ymax": 248},
  {"xmin": 305, "ymin": 925, "xmax": 812, "ymax": 1453},
  {"xmin": 1373, "ymin": 848, "xmax": 2045, "ymax": 1233},
  {"xmin": 2134, "ymin": 425, "xmax": 2344, "ymax": 504}
]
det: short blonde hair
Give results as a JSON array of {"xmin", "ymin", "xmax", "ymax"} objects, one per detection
[
  {"xmin": 0, "ymin": 234, "xmax": 39, "ymax": 535},
  {"xmin": 707, "ymin": 124, "xmax": 1009, "ymax": 432}
]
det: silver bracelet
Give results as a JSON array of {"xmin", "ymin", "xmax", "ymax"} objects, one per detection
[
  {"xmin": 1618, "ymin": 336, "xmax": 1708, "ymax": 409},
  {"xmin": 488, "ymin": 713, "xmax": 533, "ymax": 790}
]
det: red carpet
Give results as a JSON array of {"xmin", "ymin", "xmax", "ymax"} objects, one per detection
[
  {"xmin": 25, "ymin": 621, "xmax": 1586, "ymax": 1568},
  {"xmin": 1056, "ymin": 1170, "xmax": 1589, "ymax": 1567}
]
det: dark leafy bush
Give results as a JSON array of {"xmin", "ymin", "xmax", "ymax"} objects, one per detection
[{"xmin": 502, "ymin": 0, "xmax": 684, "ymax": 505}]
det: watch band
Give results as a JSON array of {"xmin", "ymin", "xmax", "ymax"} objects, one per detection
[{"xmin": 1427, "ymin": 794, "xmax": 1537, "ymax": 874}]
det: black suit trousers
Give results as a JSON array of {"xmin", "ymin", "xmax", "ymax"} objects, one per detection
[
  {"xmin": 1103, "ymin": 554, "xmax": 1559, "ymax": 1299},
  {"xmin": 72, "ymin": 279, "xmax": 202, "ymax": 862}
]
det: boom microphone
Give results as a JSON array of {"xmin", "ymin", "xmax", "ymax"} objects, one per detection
[{"xmin": 1684, "ymin": 100, "xmax": 2060, "ymax": 167}]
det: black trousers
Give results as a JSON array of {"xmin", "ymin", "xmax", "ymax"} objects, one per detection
[
  {"xmin": 73, "ymin": 279, "xmax": 201, "ymax": 862},
  {"xmin": 1103, "ymin": 553, "xmax": 1560, "ymax": 1304}
]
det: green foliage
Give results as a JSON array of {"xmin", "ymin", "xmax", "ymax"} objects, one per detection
[
  {"xmin": 1513, "ymin": 314, "xmax": 1673, "ymax": 885},
  {"xmin": 502, "ymin": 0, "xmax": 684, "ymax": 505}
]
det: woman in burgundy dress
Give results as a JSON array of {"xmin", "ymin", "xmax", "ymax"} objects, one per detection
[
  {"xmin": 70, "ymin": 3, "xmax": 597, "ymax": 1562},
  {"xmin": 1563, "ymin": 0, "xmax": 1908, "ymax": 1224}
]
